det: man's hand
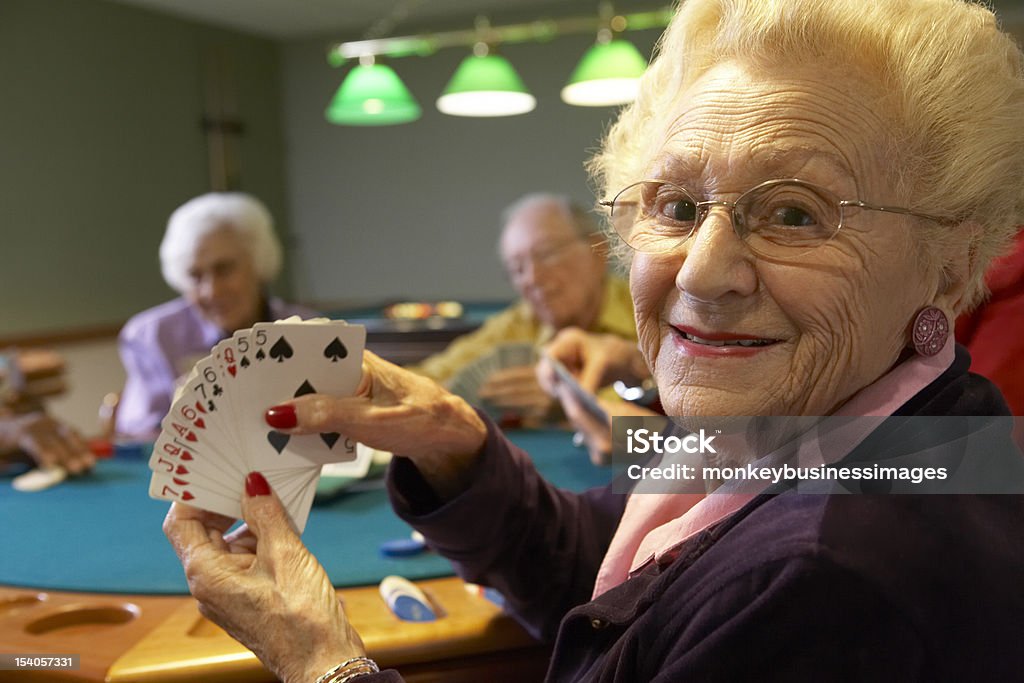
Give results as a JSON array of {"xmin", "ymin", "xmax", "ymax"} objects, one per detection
[
  {"xmin": 477, "ymin": 365, "xmax": 554, "ymax": 420},
  {"xmin": 538, "ymin": 327, "xmax": 648, "ymax": 394}
]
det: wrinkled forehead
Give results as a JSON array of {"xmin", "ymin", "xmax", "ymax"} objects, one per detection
[
  {"xmin": 190, "ymin": 225, "xmax": 246, "ymax": 267},
  {"xmin": 640, "ymin": 61, "xmax": 894, "ymax": 197},
  {"xmin": 500, "ymin": 204, "xmax": 580, "ymax": 257}
]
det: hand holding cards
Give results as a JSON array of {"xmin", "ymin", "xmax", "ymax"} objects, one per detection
[
  {"xmin": 447, "ymin": 342, "xmax": 538, "ymax": 417},
  {"xmin": 148, "ymin": 319, "xmax": 371, "ymax": 531},
  {"xmin": 544, "ymin": 353, "xmax": 609, "ymax": 424}
]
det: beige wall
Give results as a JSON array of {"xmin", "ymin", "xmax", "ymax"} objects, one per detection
[
  {"xmin": 280, "ymin": 25, "xmax": 663, "ymax": 307},
  {"xmin": 0, "ymin": 0, "xmax": 293, "ymax": 338},
  {"xmin": 46, "ymin": 338, "xmax": 125, "ymax": 434}
]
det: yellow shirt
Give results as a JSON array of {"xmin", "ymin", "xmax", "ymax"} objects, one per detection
[{"xmin": 411, "ymin": 276, "xmax": 636, "ymax": 384}]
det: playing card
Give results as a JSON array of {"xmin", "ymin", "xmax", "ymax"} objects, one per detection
[
  {"xmin": 149, "ymin": 468, "xmax": 242, "ymax": 519},
  {"xmin": 319, "ymin": 441, "xmax": 376, "ymax": 479},
  {"xmin": 162, "ymin": 357, "xmax": 244, "ymax": 481},
  {"xmin": 149, "ymin": 431, "xmax": 236, "ymax": 498},
  {"xmin": 280, "ymin": 466, "xmax": 323, "ymax": 531},
  {"xmin": 545, "ymin": 353, "xmax": 609, "ymax": 423},
  {"xmin": 210, "ymin": 338, "xmax": 246, "ymax": 449},
  {"xmin": 499, "ymin": 342, "xmax": 537, "ymax": 368},
  {"xmin": 148, "ymin": 320, "xmax": 370, "ymax": 533},
  {"xmin": 148, "ymin": 465, "xmax": 311, "ymax": 525},
  {"xmin": 448, "ymin": 344, "xmax": 540, "ymax": 418},
  {"xmin": 235, "ymin": 321, "xmax": 366, "ymax": 469}
]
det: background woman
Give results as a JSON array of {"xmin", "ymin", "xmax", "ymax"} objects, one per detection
[{"xmin": 117, "ymin": 192, "xmax": 315, "ymax": 437}]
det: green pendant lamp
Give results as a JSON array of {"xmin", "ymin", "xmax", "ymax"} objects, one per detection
[
  {"xmin": 325, "ymin": 59, "xmax": 421, "ymax": 126},
  {"xmin": 436, "ymin": 45, "xmax": 536, "ymax": 117},
  {"xmin": 561, "ymin": 38, "xmax": 647, "ymax": 107}
]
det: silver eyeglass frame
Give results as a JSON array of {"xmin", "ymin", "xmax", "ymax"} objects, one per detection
[{"xmin": 599, "ymin": 177, "xmax": 947, "ymax": 259}]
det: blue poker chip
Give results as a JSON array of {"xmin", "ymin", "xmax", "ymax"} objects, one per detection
[
  {"xmin": 390, "ymin": 594, "xmax": 437, "ymax": 622},
  {"xmin": 379, "ymin": 575, "xmax": 437, "ymax": 622},
  {"xmin": 379, "ymin": 537, "xmax": 427, "ymax": 558}
]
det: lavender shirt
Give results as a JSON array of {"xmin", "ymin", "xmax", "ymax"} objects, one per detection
[{"xmin": 115, "ymin": 296, "xmax": 317, "ymax": 436}]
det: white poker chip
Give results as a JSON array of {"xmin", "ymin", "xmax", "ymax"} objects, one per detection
[{"xmin": 12, "ymin": 466, "xmax": 67, "ymax": 492}]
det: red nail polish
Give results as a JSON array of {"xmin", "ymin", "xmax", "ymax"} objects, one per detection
[
  {"xmin": 245, "ymin": 472, "xmax": 271, "ymax": 497},
  {"xmin": 265, "ymin": 404, "xmax": 297, "ymax": 429}
]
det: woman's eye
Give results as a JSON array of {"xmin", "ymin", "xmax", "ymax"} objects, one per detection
[
  {"xmin": 660, "ymin": 198, "xmax": 697, "ymax": 222},
  {"xmin": 771, "ymin": 206, "xmax": 816, "ymax": 227}
]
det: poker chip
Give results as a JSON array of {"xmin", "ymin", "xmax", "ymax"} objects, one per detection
[
  {"xmin": 12, "ymin": 466, "xmax": 67, "ymax": 492},
  {"xmin": 379, "ymin": 533, "xmax": 427, "ymax": 558},
  {"xmin": 379, "ymin": 575, "xmax": 437, "ymax": 622}
]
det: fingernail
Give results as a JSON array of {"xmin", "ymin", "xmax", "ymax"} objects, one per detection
[
  {"xmin": 265, "ymin": 404, "xmax": 297, "ymax": 429},
  {"xmin": 245, "ymin": 471, "xmax": 271, "ymax": 497}
]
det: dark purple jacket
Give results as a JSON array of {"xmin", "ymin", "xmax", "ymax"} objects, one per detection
[{"xmin": 368, "ymin": 346, "xmax": 1024, "ymax": 681}]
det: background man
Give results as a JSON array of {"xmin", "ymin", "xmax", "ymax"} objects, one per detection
[{"xmin": 412, "ymin": 193, "xmax": 636, "ymax": 420}]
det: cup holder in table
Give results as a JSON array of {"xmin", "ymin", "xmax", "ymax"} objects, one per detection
[
  {"xmin": 25, "ymin": 603, "xmax": 140, "ymax": 635},
  {"xmin": 0, "ymin": 593, "xmax": 47, "ymax": 615}
]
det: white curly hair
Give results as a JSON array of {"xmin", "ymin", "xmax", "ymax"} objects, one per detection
[
  {"xmin": 590, "ymin": 0, "xmax": 1024, "ymax": 313},
  {"xmin": 159, "ymin": 192, "xmax": 283, "ymax": 293}
]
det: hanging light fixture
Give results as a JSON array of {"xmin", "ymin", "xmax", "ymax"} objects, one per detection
[
  {"xmin": 561, "ymin": 10, "xmax": 649, "ymax": 107},
  {"xmin": 326, "ymin": 6, "xmax": 671, "ymax": 121},
  {"xmin": 436, "ymin": 19, "xmax": 536, "ymax": 119},
  {"xmin": 325, "ymin": 56, "xmax": 421, "ymax": 126}
]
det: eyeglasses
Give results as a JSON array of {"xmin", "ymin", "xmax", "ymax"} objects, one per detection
[
  {"xmin": 504, "ymin": 237, "xmax": 583, "ymax": 281},
  {"xmin": 599, "ymin": 178, "xmax": 946, "ymax": 259}
]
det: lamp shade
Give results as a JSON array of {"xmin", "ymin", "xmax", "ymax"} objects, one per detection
[
  {"xmin": 561, "ymin": 39, "xmax": 647, "ymax": 106},
  {"xmin": 325, "ymin": 63, "xmax": 421, "ymax": 126},
  {"xmin": 436, "ymin": 53, "xmax": 536, "ymax": 117}
]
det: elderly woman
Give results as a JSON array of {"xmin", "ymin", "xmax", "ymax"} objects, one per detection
[
  {"xmin": 164, "ymin": 0, "xmax": 1024, "ymax": 680},
  {"xmin": 116, "ymin": 192, "xmax": 315, "ymax": 437}
]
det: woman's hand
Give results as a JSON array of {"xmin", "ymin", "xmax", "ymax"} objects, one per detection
[
  {"xmin": 264, "ymin": 350, "xmax": 487, "ymax": 500},
  {"xmin": 163, "ymin": 473, "xmax": 364, "ymax": 683},
  {"xmin": 537, "ymin": 327, "xmax": 648, "ymax": 395},
  {"xmin": 0, "ymin": 411, "xmax": 95, "ymax": 474}
]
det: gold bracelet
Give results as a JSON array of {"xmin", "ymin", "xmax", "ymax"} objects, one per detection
[{"xmin": 315, "ymin": 656, "xmax": 380, "ymax": 683}]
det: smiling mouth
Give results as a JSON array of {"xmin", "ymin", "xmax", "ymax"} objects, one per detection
[{"xmin": 674, "ymin": 327, "xmax": 780, "ymax": 348}]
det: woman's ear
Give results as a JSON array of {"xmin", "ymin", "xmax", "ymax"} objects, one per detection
[{"xmin": 930, "ymin": 221, "xmax": 981, "ymax": 315}]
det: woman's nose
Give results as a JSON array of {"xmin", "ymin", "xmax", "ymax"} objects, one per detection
[
  {"xmin": 195, "ymin": 275, "xmax": 219, "ymax": 302},
  {"xmin": 674, "ymin": 207, "xmax": 758, "ymax": 301}
]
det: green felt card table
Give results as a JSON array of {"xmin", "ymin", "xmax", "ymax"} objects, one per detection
[{"xmin": 0, "ymin": 429, "xmax": 609, "ymax": 682}]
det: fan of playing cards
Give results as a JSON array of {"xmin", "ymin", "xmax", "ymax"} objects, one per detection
[
  {"xmin": 446, "ymin": 342, "xmax": 538, "ymax": 416},
  {"xmin": 148, "ymin": 318, "xmax": 373, "ymax": 532}
]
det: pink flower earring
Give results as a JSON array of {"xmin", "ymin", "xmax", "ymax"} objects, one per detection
[{"xmin": 912, "ymin": 306, "xmax": 949, "ymax": 357}]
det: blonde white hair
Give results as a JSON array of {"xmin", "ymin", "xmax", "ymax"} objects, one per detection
[
  {"xmin": 159, "ymin": 192, "xmax": 283, "ymax": 293},
  {"xmin": 591, "ymin": 0, "xmax": 1024, "ymax": 312}
]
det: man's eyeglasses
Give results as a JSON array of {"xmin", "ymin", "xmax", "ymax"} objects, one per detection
[
  {"xmin": 504, "ymin": 238, "xmax": 583, "ymax": 280},
  {"xmin": 599, "ymin": 178, "xmax": 946, "ymax": 259}
]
